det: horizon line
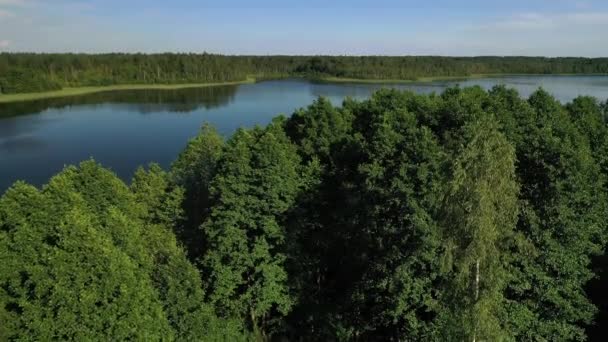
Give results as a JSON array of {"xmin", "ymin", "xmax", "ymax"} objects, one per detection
[{"xmin": 2, "ymin": 52, "xmax": 608, "ymax": 59}]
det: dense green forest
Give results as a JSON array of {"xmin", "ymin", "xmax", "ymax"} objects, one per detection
[
  {"xmin": 2, "ymin": 53, "xmax": 608, "ymax": 94},
  {"xmin": 2, "ymin": 85, "xmax": 608, "ymax": 341}
]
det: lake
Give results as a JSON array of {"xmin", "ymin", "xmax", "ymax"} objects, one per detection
[{"xmin": 1, "ymin": 75, "xmax": 608, "ymax": 192}]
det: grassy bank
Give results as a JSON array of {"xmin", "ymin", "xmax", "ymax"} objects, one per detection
[
  {"xmin": 319, "ymin": 73, "xmax": 608, "ymax": 84},
  {"xmin": 317, "ymin": 74, "xmax": 495, "ymax": 84},
  {"xmin": 0, "ymin": 77, "xmax": 256, "ymax": 103},
  {"xmin": 2, "ymin": 73, "xmax": 607, "ymax": 104}
]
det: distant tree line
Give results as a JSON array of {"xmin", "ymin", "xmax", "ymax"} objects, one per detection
[
  {"xmin": 2, "ymin": 86, "xmax": 608, "ymax": 341},
  {"xmin": 2, "ymin": 53, "xmax": 608, "ymax": 93}
]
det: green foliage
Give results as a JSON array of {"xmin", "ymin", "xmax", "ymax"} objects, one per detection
[
  {"xmin": 567, "ymin": 96, "xmax": 608, "ymax": 175},
  {"xmin": 132, "ymin": 163, "xmax": 185, "ymax": 227},
  {"xmin": 439, "ymin": 117, "xmax": 519, "ymax": 341},
  {"xmin": 3, "ymin": 53, "xmax": 608, "ymax": 93},
  {"xmin": 171, "ymin": 124, "xmax": 224, "ymax": 260},
  {"xmin": 0, "ymin": 161, "xmax": 244, "ymax": 341},
  {"xmin": 294, "ymin": 57, "xmax": 347, "ymax": 77},
  {"xmin": 0, "ymin": 175, "xmax": 173, "ymax": 340},
  {"xmin": 501, "ymin": 90, "xmax": 607, "ymax": 341},
  {"xmin": 343, "ymin": 90, "xmax": 447, "ymax": 340},
  {"xmin": 284, "ymin": 90, "xmax": 440, "ymax": 340},
  {"xmin": 3, "ymin": 86, "xmax": 608, "ymax": 341},
  {"xmin": 200, "ymin": 120, "xmax": 306, "ymax": 338},
  {"xmin": 285, "ymin": 97, "xmax": 353, "ymax": 162},
  {"xmin": 0, "ymin": 68, "xmax": 62, "ymax": 94}
]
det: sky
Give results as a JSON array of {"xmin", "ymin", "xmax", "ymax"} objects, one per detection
[{"xmin": 0, "ymin": 0, "xmax": 607, "ymax": 56}]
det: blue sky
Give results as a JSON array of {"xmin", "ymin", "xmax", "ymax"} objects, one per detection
[{"xmin": 0, "ymin": 0, "xmax": 607, "ymax": 56}]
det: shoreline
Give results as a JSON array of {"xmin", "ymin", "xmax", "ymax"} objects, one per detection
[
  {"xmin": 318, "ymin": 73, "xmax": 608, "ymax": 84},
  {"xmin": 2, "ymin": 73, "xmax": 607, "ymax": 104},
  {"xmin": 0, "ymin": 77, "xmax": 256, "ymax": 104}
]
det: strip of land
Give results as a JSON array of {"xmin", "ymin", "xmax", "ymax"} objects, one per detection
[
  {"xmin": 319, "ymin": 73, "xmax": 608, "ymax": 84},
  {"xmin": 317, "ymin": 75, "xmax": 477, "ymax": 84},
  {"xmin": 2, "ymin": 73, "xmax": 607, "ymax": 104},
  {"xmin": 0, "ymin": 78, "xmax": 256, "ymax": 103}
]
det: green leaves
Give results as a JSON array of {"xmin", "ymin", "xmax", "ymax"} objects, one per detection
[
  {"xmin": 4, "ymin": 54, "xmax": 608, "ymax": 94},
  {"xmin": 199, "ymin": 122, "xmax": 306, "ymax": 337},
  {"xmin": 171, "ymin": 124, "xmax": 225, "ymax": 260},
  {"xmin": 3, "ymin": 87, "xmax": 608, "ymax": 341},
  {"xmin": 0, "ymin": 170, "xmax": 173, "ymax": 340},
  {"xmin": 499, "ymin": 89, "xmax": 608, "ymax": 341},
  {"xmin": 0, "ymin": 161, "xmax": 240, "ymax": 341},
  {"xmin": 440, "ymin": 116, "xmax": 519, "ymax": 341},
  {"xmin": 285, "ymin": 97, "xmax": 353, "ymax": 162},
  {"xmin": 0, "ymin": 68, "xmax": 62, "ymax": 94}
]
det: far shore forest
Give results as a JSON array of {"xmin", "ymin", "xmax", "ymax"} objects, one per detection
[{"xmin": 2, "ymin": 53, "xmax": 608, "ymax": 94}]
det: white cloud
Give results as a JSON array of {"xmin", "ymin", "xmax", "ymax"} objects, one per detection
[{"xmin": 0, "ymin": 39, "xmax": 10, "ymax": 48}]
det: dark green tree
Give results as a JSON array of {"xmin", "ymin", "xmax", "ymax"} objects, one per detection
[
  {"xmin": 567, "ymin": 96, "xmax": 608, "ymax": 175},
  {"xmin": 131, "ymin": 163, "xmax": 245, "ymax": 341},
  {"xmin": 285, "ymin": 97, "xmax": 353, "ymax": 162},
  {"xmin": 200, "ymin": 120, "xmax": 306, "ymax": 338},
  {"xmin": 171, "ymin": 124, "xmax": 225, "ymax": 260},
  {"xmin": 344, "ymin": 90, "xmax": 446, "ymax": 340},
  {"xmin": 283, "ymin": 98, "xmax": 353, "ymax": 340},
  {"xmin": 501, "ymin": 90, "xmax": 607, "ymax": 341}
]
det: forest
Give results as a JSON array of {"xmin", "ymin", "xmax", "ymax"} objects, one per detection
[
  {"xmin": 2, "ymin": 85, "xmax": 608, "ymax": 341},
  {"xmin": 2, "ymin": 53, "xmax": 608, "ymax": 93}
]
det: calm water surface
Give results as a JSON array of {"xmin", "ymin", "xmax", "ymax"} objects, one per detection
[{"xmin": 1, "ymin": 75, "xmax": 607, "ymax": 192}]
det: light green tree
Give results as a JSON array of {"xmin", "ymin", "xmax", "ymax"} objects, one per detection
[
  {"xmin": 0, "ymin": 161, "xmax": 248, "ymax": 341},
  {"xmin": 0, "ymin": 180, "xmax": 173, "ymax": 340},
  {"xmin": 440, "ymin": 117, "xmax": 519, "ymax": 342}
]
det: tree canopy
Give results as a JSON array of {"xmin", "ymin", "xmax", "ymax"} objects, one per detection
[
  {"xmin": 2, "ymin": 53, "xmax": 608, "ymax": 93},
  {"xmin": 2, "ymin": 86, "xmax": 608, "ymax": 341}
]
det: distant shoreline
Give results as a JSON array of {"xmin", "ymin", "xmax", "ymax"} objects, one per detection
[
  {"xmin": 0, "ymin": 78, "xmax": 256, "ymax": 104},
  {"xmin": 317, "ymin": 73, "xmax": 608, "ymax": 84},
  {"xmin": 2, "ymin": 73, "xmax": 607, "ymax": 104}
]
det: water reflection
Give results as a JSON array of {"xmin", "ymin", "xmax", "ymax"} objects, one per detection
[
  {"xmin": 0, "ymin": 84, "xmax": 239, "ymax": 117},
  {"xmin": 1, "ymin": 76, "xmax": 607, "ymax": 193},
  {"xmin": 0, "ymin": 135, "xmax": 47, "ymax": 153},
  {"xmin": 308, "ymin": 75, "xmax": 608, "ymax": 103}
]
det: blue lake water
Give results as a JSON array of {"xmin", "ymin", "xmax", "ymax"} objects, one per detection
[{"xmin": 1, "ymin": 75, "xmax": 607, "ymax": 192}]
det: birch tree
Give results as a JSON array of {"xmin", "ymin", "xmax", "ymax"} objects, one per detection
[{"xmin": 440, "ymin": 117, "xmax": 519, "ymax": 341}]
